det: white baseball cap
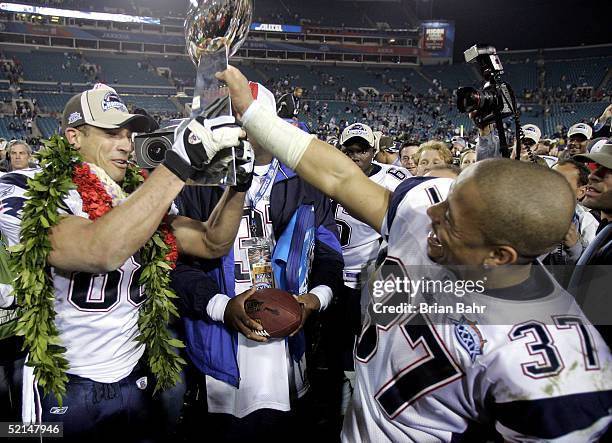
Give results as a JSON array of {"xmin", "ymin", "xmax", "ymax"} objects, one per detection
[
  {"xmin": 567, "ymin": 123, "xmax": 592, "ymax": 140},
  {"xmin": 62, "ymin": 85, "xmax": 155, "ymax": 133},
  {"xmin": 340, "ymin": 123, "xmax": 375, "ymax": 148},
  {"xmin": 521, "ymin": 124, "xmax": 541, "ymax": 143},
  {"xmin": 589, "ymin": 138, "xmax": 609, "ymax": 154}
]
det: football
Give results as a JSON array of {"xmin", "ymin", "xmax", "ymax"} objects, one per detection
[{"xmin": 245, "ymin": 288, "xmax": 303, "ymax": 338}]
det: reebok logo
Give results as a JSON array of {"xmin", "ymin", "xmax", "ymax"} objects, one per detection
[{"xmin": 136, "ymin": 376, "xmax": 148, "ymax": 390}]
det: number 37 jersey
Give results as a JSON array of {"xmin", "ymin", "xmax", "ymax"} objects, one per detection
[
  {"xmin": 0, "ymin": 170, "xmax": 150, "ymax": 383},
  {"xmin": 342, "ymin": 177, "xmax": 612, "ymax": 443}
]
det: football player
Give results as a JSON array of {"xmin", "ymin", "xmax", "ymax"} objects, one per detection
[
  {"xmin": 170, "ymin": 83, "xmax": 343, "ymax": 443},
  {"xmin": 0, "ymin": 86, "xmax": 253, "ymax": 441},
  {"xmin": 331, "ymin": 123, "xmax": 408, "ymax": 415},
  {"xmin": 217, "ymin": 66, "xmax": 612, "ymax": 442}
]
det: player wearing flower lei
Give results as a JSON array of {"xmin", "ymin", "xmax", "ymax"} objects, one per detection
[{"xmin": 3, "ymin": 86, "xmax": 255, "ymax": 440}]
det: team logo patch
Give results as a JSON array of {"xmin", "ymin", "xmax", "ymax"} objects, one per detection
[
  {"xmin": 187, "ymin": 130, "xmax": 201, "ymax": 145},
  {"xmin": 453, "ymin": 316, "xmax": 486, "ymax": 362},
  {"xmin": 50, "ymin": 406, "xmax": 68, "ymax": 415},
  {"xmin": 136, "ymin": 376, "xmax": 148, "ymax": 390},
  {"xmin": 101, "ymin": 92, "xmax": 128, "ymax": 113},
  {"xmin": 67, "ymin": 111, "xmax": 82, "ymax": 125},
  {"xmin": 348, "ymin": 124, "xmax": 368, "ymax": 136}
]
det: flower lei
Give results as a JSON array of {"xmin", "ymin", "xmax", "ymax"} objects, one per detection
[{"xmin": 9, "ymin": 135, "xmax": 185, "ymax": 404}]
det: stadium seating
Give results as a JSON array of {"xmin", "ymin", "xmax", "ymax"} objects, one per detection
[
  {"xmin": 36, "ymin": 116, "xmax": 60, "ymax": 138},
  {"xmin": 122, "ymin": 95, "xmax": 179, "ymax": 114},
  {"xmin": 503, "ymin": 62, "xmax": 538, "ymax": 92},
  {"xmin": 30, "ymin": 93, "xmax": 75, "ymax": 113},
  {"xmin": 0, "ymin": 116, "xmax": 28, "ymax": 140},
  {"xmin": 544, "ymin": 58, "xmax": 612, "ymax": 89},
  {"xmin": 544, "ymin": 102, "xmax": 609, "ymax": 136},
  {"xmin": 421, "ymin": 64, "xmax": 479, "ymax": 91},
  {"xmin": 0, "ymin": 44, "xmax": 610, "ymax": 143},
  {"xmin": 3, "ymin": 50, "xmax": 89, "ymax": 83},
  {"xmin": 85, "ymin": 54, "xmax": 173, "ymax": 86}
]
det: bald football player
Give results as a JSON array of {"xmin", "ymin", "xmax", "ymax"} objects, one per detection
[{"xmin": 214, "ymin": 66, "xmax": 612, "ymax": 442}]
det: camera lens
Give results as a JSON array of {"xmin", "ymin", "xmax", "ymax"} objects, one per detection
[
  {"xmin": 147, "ymin": 141, "xmax": 167, "ymax": 162},
  {"xmin": 457, "ymin": 87, "xmax": 481, "ymax": 113},
  {"xmin": 457, "ymin": 87, "xmax": 499, "ymax": 115},
  {"xmin": 142, "ymin": 137, "xmax": 172, "ymax": 165}
]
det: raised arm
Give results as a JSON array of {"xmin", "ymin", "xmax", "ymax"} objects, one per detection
[
  {"xmin": 217, "ymin": 66, "xmax": 391, "ymax": 233},
  {"xmin": 49, "ymin": 165, "xmax": 185, "ymax": 273},
  {"xmin": 49, "ymin": 118, "xmax": 249, "ymax": 273}
]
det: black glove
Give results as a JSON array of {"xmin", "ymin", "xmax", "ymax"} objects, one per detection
[{"xmin": 232, "ymin": 141, "xmax": 255, "ymax": 192}]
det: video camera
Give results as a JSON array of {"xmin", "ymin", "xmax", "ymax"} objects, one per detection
[
  {"xmin": 133, "ymin": 119, "xmax": 184, "ymax": 169},
  {"xmin": 456, "ymin": 45, "xmax": 519, "ymax": 157}
]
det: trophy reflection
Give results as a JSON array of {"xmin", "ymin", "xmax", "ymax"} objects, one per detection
[{"xmin": 183, "ymin": 0, "xmax": 253, "ymax": 185}]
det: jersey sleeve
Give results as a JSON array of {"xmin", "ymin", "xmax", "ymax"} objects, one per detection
[
  {"xmin": 382, "ymin": 165, "xmax": 410, "ymax": 192},
  {"xmin": 0, "ymin": 172, "xmax": 31, "ymax": 246}
]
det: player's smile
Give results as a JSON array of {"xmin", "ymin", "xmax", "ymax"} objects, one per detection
[{"xmin": 427, "ymin": 229, "xmax": 444, "ymax": 261}]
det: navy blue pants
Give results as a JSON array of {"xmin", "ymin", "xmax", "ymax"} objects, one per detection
[
  {"xmin": 38, "ymin": 364, "xmax": 158, "ymax": 443},
  {"xmin": 0, "ymin": 336, "xmax": 26, "ymax": 421}
]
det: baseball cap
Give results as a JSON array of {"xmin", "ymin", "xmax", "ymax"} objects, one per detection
[
  {"xmin": 588, "ymin": 138, "xmax": 609, "ymax": 154},
  {"xmin": 573, "ymin": 143, "xmax": 612, "ymax": 169},
  {"xmin": 567, "ymin": 123, "xmax": 593, "ymax": 140},
  {"xmin": 521, "ymin": 124, "xmax": 541, "ymax": 143},
  {"xmin": 340, "ymin": 123, "xmax": 375, "ymax": 148},
  {"xmin": 62, "ymin": 85, "xmax": 155, "ymax": 133},
  {"xmin": 451, "ymin": 136, "xmax": 467, "ymax": 149}
]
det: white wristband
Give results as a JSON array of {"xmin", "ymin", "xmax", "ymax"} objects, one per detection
[
  {"xmin": 206, "ymin": 293, "xmax": 231, "ymax": 322},
  {"xmin": 309, "ymin": 285, "xmax": 333, "ymax": 311},
  {"xmin": 242, "ymin": 100, "xmax": 315, "ymax": 169}
]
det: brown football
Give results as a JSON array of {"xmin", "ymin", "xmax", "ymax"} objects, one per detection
[{"xmin": 244, "ymin": 288, "xmax": 303, "ymax": 338}]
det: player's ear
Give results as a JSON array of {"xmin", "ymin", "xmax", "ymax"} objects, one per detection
[
  {"xmin": 484, "ymin": 245, "xmax": 518, "ymax": 267},
  {"xmin": 65, "ymin": 127, "xmax": 81, "ymax": 150}
]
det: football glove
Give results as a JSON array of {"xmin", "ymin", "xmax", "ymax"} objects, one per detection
[{"xmin": 163, "ymin": 115, "xmax": 244, "ymax": 182}]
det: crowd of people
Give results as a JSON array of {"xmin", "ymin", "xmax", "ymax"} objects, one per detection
[{"xmin": 0, "ymin": 59, "xmax": 610, "ymax": 443}]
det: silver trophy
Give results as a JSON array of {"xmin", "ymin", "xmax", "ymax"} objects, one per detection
[{"xmin": 183, "ymin": 0, "xmax": 252, "ymax": 185}]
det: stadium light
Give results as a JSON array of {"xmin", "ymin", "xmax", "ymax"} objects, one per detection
[{"xmin": 0, "ymin": 2, "xmax": 161, "ymax": 25}]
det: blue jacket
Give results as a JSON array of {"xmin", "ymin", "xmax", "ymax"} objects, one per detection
[{"xmin": 171, "ymin": 163, "xmax": 343, "ymax": 387}]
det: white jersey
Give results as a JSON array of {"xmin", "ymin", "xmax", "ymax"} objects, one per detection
[
  {"xmin": 206, "ymin": 163, "xmax": 307, "ymax": 418},
  {"xmin": 0, "ymin": 169, "xmax": 145, "ymax": 383},
  {"xmin": 342, "ymin": 177, "xmax": 612, "ymax": 442},
  {"xmin": 334, "ymin": 163, "xmax": 408, "ymax": 288}
]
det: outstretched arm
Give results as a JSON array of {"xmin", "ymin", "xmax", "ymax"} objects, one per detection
[{"xmin": 217, "ymin": 66, "xmax": 391, "ymax": 233}]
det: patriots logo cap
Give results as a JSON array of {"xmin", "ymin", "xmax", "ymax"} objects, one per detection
[
  {"xmin": 567, "ymin": 123, "xmax": 593, "ymax": 140},
  {"xmin": 61, "ymin": 85, "xmax": 156, "ymax": 133},
  {"xmin": 340, "ymin": 122, "xmax": 375, "ymax": 148},
  {"xmin": 521, "ymin": 124, "xmax": 542, "ymax": 143}
]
